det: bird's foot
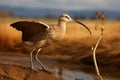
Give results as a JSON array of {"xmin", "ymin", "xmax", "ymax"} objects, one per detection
[
  {"xmin": 41, "ymin": 68, "xmax": 54, "ymax": 74},
  {"xmin": 30, "ymin": 66, "xmax": 54, "ymax": 74},
  {"xmin": 30, "ymin": 66, "xmax": 39, "ymax": 72}
]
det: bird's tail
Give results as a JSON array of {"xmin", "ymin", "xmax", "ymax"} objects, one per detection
[
  {"xmin": 13, "ymin": 42, "xmax": 33, "ymax": 48},
  {"xmin": 13, "ymin": 42, "xmax": 24, "ymax": 48}
]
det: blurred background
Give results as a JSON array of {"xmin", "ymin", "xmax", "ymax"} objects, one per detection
[
  {"xmin": 0, "ymin": 0, "xmax": 120, "ymax": 19},
  {"xmin": 0, "ymin": 0, "xmax": 120, "ymax": 79}
]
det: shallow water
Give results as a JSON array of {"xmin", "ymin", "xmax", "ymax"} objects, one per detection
[
  {"xmin": 0, "ymin": 56, "xmax": 94, "ymax": 80},
  {"xmin": 56, "ymin": 69, "xmax": 94, "ymax": 80},
  {"xmin": 0, "ymin": 56, "xmax": 119, "ymax": 80}
]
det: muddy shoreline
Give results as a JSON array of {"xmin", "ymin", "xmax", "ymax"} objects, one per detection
[
  {"xmin": 0, "ymin": 63, "xmax": 63, "ymax": 80},
  {"xmin": 0, "ymin": 54, "xmax": 120, "ymax": 80}
]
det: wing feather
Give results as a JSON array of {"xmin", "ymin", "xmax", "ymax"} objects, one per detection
[{"xmin": 10, "ymin": 21, "xmax": 49, "ymax": 41}]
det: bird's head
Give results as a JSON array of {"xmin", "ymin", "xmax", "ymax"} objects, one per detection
[
  {"xmin": 59, "ymin": 13, "xmax": 72, "ymax": 22},
  {"xmin": 59, "ymin": 13, "xmax": 92, "ymax": 35}
]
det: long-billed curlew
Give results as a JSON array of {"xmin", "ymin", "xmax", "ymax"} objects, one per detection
[{"xmin": 10, "ymin": 13, "xmax": 92, "ymax": 73}]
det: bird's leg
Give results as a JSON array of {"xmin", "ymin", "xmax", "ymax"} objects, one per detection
[
  {"xmin": 35, "ymin": 48, "xmax": 52, "ymax": 74},
  {"xmin": 35, "ymin": 48, "xmax": 47, "ymax": 69},
  {"xmin": 30, "ymin": 48, "xmax": 38, "ymax": 72}
]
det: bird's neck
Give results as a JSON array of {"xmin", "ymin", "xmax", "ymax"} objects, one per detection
[
  {"xmin": 57, "ymin": 20, "xmax": 67, "ymax": 30},
  {"xmin": 57, "ymin": 20, "xmax": 67, "ymax": 37}
]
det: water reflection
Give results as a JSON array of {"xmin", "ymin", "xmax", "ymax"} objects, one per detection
[{"xmin": 56, "ymin": 69, "xmax": 94, "ymax": 80}]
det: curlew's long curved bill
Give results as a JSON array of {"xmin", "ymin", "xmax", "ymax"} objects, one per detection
[{"xmin": 73, "ymin": 19, "xmax": 92, "ymax": 35}]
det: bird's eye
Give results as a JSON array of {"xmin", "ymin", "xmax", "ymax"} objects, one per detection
[{"xmin": 65, "ymin": 16, "xmax": 69, "ymax": 19}]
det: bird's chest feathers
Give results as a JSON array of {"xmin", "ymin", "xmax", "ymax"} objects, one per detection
[{"xmin": 48, "ymin": 26, "xmax": 66, "ymax": 40}]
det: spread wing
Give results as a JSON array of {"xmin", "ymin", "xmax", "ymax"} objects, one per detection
[{"xmin": 10, "ymin": 21, "xmax": 49, "ymax": 41}]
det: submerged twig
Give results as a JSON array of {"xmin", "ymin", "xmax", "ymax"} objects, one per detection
[
  {"xmin": 93, "ymin": 31, "xmax": 103, "ymax": 80},
  {"xmin": 92, "ymin": 11, "xmax": 105, "ymax": 80}
]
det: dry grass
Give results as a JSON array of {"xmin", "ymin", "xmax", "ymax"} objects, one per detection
[{"xmin": 0, "ymin": 18, "xmax": 120, "ymax": 58}]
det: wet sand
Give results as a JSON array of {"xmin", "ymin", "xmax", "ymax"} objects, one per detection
[
  {"xmin": 0, "ymin": 63, "xmax": 63, "ymax": 80},
  {"xmin": 0, "ymin": 55, "xmax": 93, "ymax": 80},
  {"xmin": 0, "ymin": 54, "xmax": 64, "ymax": 80}
]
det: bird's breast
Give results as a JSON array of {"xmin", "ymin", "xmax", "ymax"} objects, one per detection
[{"xmin": 47, "ymin": 27, "xmax": 65, "ymax": 41}]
